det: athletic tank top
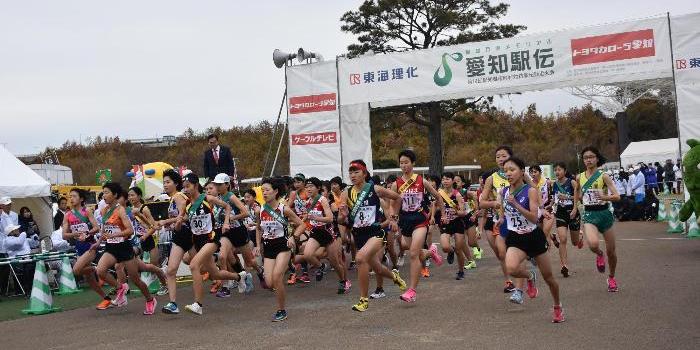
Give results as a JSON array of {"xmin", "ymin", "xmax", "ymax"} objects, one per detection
[
  {"xmin": 395, "ymin": 174, "xmax": 426, "ymax": 213},
  {"xmin": 214, "ymin": 192, "xmax": 242, "ymax": 229},
  {"xmin": 553, "ymin": 178, "xmax": 575, "ymax": 207},
  {"xmin": 536, "ymin": 177, "xmax": 549, "ymax": 207},
  {"xmin": 186, "ymin": 196, "xmax": 215, "ymax": 236},
  {"xmin": 244, "ymin": 202, "xmax": 259, "ymax": 230},
  {"xmin": 102, "ymin": 204, "xmax": 127, "ymax": 244},
  {"xmin": 292, "ymin": 190, "xmax": 308, "ymax": 216},
  {"xmin": 260, "ymin": 203, "xmax": 287, "ymax": 240},
  {"xmin": 579, "ymin": 171, "xmax": 607, "ymax": 206},
  {"xmin": 128, "ymin": 206, "xmax": 147, "ymax": 237},
  {"xmin": 441, "ymin": 189, "xmax": 460, "ymax": 222},
  {"xmin": 347, "ymin": 184, "xmax": 382, "ymax": 228},
  {"xmin": 66, "ymin": 208, "xmax": 94, "ymax": 241},
  {"xmin": 503, "ymin": 185, "xmax": 537, "ymax": 234},
  {"xmin": 489, "ymin": 171, "xmax": 510, "ymax": 218},
  {"xmin": 167, "ymin": 192, "xmax": 187, "ymax": 230}
]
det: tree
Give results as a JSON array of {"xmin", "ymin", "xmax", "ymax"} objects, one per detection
[{"xmin": 341, "ymin": 0, "xmax": 525, "ymax": 173}]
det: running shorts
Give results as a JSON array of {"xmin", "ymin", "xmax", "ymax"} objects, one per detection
[
  {"xmin": 555, "ymin": 206, "xmax": 580, "ymax": 231},
  {"xmin": 171, "ymin": 227, "xmax": 194, "ymax": 252},
  {"xmin": 583, "ymin": 206, "xmax": 614, "ymax": 233},
  {"xmin": 439, "ymin": 218, "xmax": 465, "ymax": 235},
  {"xmin": 309, "ymin": 227, "xmax": 334, "ymax": 247},
  {"xmin": 505, "ymin": 227, "xmax": 548, "ymax": 259},
  {"xmin": 193, "ymin": 230, "xmax": 220, "ymax": 251},
  {"xmin": 262, "ymin": 237, "xmax": 290, "ymax": 259},
  {"xmin": 75, "ymin": 240, "xmax": 95, "ymax": 257},
  {"xmin": 463, "ymin": 212, "xmax": 476, "ymax": 230},
  {"xmin": 105, "ymin": 241, "xmax": 135, "ymax": 263},
  {"xmin": 352, "ymin": 226, "xmax": 385, "ymax": 250},
  {"xmin": 398, "ymin": 210, "xmax": 430, "ymax": 237},
  {"xmin": 222, "ymin": 226, "xmax": 250, "ymax": 248}
]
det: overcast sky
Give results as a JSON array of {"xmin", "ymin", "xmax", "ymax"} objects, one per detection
[{"xmin": 1, "ymin": 0, "xmax": 698, "ymax": 155}]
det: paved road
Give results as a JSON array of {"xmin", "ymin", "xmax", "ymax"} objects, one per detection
[{"xmin": 3, "ymin": 221, "xmax": 699, "ymax": 350}]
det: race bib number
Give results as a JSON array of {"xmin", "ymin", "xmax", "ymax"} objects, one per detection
[
  {"xmin": 261, "ymin": 220, "xmax": 284, "ymax": 240},
  {"xmin": 353, "ymin": 206, "xmax": 376, "ymax": 228},
  {"xmin": 309, "ymin": 208, "xmax": 324, "ymax": 227},
  {"xmin": 505, "ymin": 210, "xmax": 537, "ymax": 234},
  {"xmin": 555, "ymin": 193, "xmax": 574, "ymax": 207},
  {"xmin": 583, "ymin": 189, "xmax": 604, "ymax": 206},
  {"xmin": 402, "ymin": 192, "xmax": 423, "ymax": 212},
  {"xmin": 70, "ymin": 223, "xmax": 89, "ymax": 234},
  {"xmin": 443, "ymin": 207, "xmax": 457, "ymax": 222},
  {"xmin": 104, "ymin": 224, "xmax": 124, "ymax": 243},
  {"xmin": 190, "ymin": 214, "xmax": 213, "ymax": 235}
]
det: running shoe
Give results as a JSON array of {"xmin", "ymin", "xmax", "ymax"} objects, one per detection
[
  {"xmin": 370, "ymin": 288, "xmax": 386, "ymax": 299},
  {"xmin": 472, "ymin": 247, "xmax": 482, "ymax": 260},
  {"xmin": 216, "ymin": 287, "xmax": 231, "ymax": 298},
  {"xmin": 421, "ymin": 266, "xmax": 430, "ymax": 278},
  {"xmin": 299, "ymin": 273, "xmax": 311, "ymax": 284},
  {"xmin": 596, "ymin": 254, "xmax": 606, "ymax": 273},
  {"xmin": 238, "ymin": 274, "xmax": 247, "ymax": 294},
  {"xmin": 287, "ymin": 273, "xmax": 297, "ymax": 285},
  {"xmin": 258, "ymin": 271, "xmax": 269, "ymax": 289},
  {"xmin": 162, "ymin": 302, "xmax": 179, "ymax": 314},
  {"xmin": 344, "ymin": 279, "xmax": 352, "ymax": 293},
  {"xmin": 561, "ymin": 266, "xmax": 569, "ymax": 278},
  {"xmin": 552, "ymin": 305, "xmax": 565, "ymax": 323},
  {"xmin": 527, "ymin": 267, "xmax": 539, "ymax": 299},
  {"xmin": 243, "ymin": 271, "xmax": 254, "ymax": 294},
  {"xmin": 349, "ymin": 261, "xmax": 357, "ymax": 270},
  {"xmin": 96, "ymin": 298, "xmax": 112, "ymax": 310},
  {"xmin": 272, "ymin": 309, "xmax": 287, "ymax": 322},
  {"xmin": 607, "ymin": 277, "xmax": 619, "ymax": 292},
  {"xmin": 392, "ymin": 269, "xmax": 407, "ymax": 291},
  {"xmin": 156, "ymin": 285, "xmax": 169, "ymax": 296},
  {"xmin": 429, "ymin": 244, "xmax": 444, "ymax": 266},
  {"xmin": 230, "ymin": 280, "xmax": 239, "ymax": 290},
  {"xmin": 112, "ymin": 283, "xmax": 129, "ymax": 307},
  {"xmin": 577, "ymin": 239, "xmax": 584, "ymax": 249},
  {"xmin": 143, "ymin": 298, "xmax": 157, "ymax": 315},
  {"xmin": 316, "ymin": 263, "xmax": 326, "ymax": 281},
  {"xmin": 509, "ymin": 289, "xmax": 524, "ymax": 304},
  {"xmin": 425, "ymin": 259, "xmax": 431, "ymax": 267},
  {"xmin": 352, "ymin": 297, "xmax": 370, "ymax": 312},
  {"xmin": 551, "ymin": 233, "xmax": 560, "ymax": 248},
  {"xmin": 447, "ymin": 249, "xmax": 455, "ymax": 265},
  {"xmin": 456, "ymin": 271, "xmax": 465, "ymax": 280},
  {"xmin": 397, "ymin": 256, "xmax": 405, "ymax": 267},
  {"xmin": 337, "ymin": 281, "xmax": 346, "ymax": 294},
  {"xmin": 399, "ymin": 288, "xmax": 417, "ymax": 303},
  {"xmin": 504, "ymin": 280, "xmax": 515, "ymax": 293},
  {"xmin": 185, "ymin": 302, "xmax": 203, "ymax": 315},
  {"xmin": 464, "ymin": 260, "xmax": 477, "ymax": 270},
  {"xmin": 209, "ymin": 280, "xmax": 222, "ymax": 294}
]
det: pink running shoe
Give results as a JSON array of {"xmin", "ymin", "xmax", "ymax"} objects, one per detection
[
  {"xmin": 143, "ymin": 297, "xmax": 157, "ymax": 315},
  {"xmin": 429, "ymin": 244, "xmax": 444, "ymax": 267},
  {"xmin": 400, "ymin": 288, "xmax": 417, "ymax": 303},
  {"xmin": 344, "ymin": 280, "xmax": 352, "ymax": 293},
  {"xmin": 607, "ymin": 277, "xmax": 619, "ymax": 292},
  {"xmin": 596, "ymin": 254, "xmax": 606, "ymax": 273},
  {"xmin": 526, "ymin": 270, "xmax": 539, "ymax": 299},
  {"xmin": 112, "ymin": 283, "xmax": 129, "ymax": 307},
  {"xmin": 552, "ymin": 305, "xmax": 565, "ymax": 323}
]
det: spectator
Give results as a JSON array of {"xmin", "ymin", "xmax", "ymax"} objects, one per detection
[
  {"xmin": 0, "ymin": 196, "xmax": 19, "ymax": 233},
  {"xmin": 630, "ymin": 165, "xmax": 646, "ymax": 220},
  {"xmin": 203, "ymin": 134, "xmax": 234, "ymax": 180},
  {"xmin": 54, "ymin": 197, "xmax": 68, "ymax": 230},
  {"xmin": 663, "ymin": 159, "xmax": 676, "ymax": 194},
  {"xmin": 675, "ymin": 159, "xmax": 683, "ymax": 194},
  {"xmin": 655, "ymin": 162, "xmax": 664, "ymax": 193},
  {"xmin": 644, "ymin": 163, "xmax": 658, "ymax": 195},
  {"xmin": 3, "ymin": 224, "xmax": 35, "ymax": 295},
  {"xmin": 18, "ymin": 207, "xmax": 39, "ymax": 237},
  {"xmin": 613, "ymin": 170, "xmax": 628, "ymax": 219}
]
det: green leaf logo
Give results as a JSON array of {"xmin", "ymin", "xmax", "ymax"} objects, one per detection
[{"xmin": 433, "ymin": 53, "xmax": 463, "ymax": 87}]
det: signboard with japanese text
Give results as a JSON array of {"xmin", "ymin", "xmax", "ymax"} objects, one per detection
[
  {"xmin": 337, "ymin": 16, "xmax": 672, "ymax": 107},
  {"xmin": 286, "ymin": 61, "xmax": 342, "ymax": 179},
  {"xmin": 671, "ymin": 12, "xmax": 700, "ymax": 153}
]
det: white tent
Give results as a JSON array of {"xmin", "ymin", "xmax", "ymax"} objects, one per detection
[
  {"xmin": 0, "ymin": 145, "xmax": 53, "ymax": 237},
  {"xmin": 620, "ymin": 138, "xmax": 681, "ymax": 168}
]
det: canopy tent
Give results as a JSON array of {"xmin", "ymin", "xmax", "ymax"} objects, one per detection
[
  {"xmin": 620, "ymin": 138, "xmax": 681, "ymax": 168},
  {"xmin": 0, "ymin": 145, "xmax": 53, "ymax": 237}
]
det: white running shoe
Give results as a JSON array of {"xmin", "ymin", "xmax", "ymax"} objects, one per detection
[{"xmin": 185, "ymin": 302, "xmax": 203, "ymax": 315}]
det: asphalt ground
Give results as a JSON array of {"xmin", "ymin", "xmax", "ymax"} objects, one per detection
[{"xmin": 2, "ymin": 221, "xmax": 699, "ymax": 350}]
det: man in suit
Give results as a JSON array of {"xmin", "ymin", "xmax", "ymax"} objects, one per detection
[{"xmin": 203, "ymin": 134, "xmax": 234, "ymax": 180}]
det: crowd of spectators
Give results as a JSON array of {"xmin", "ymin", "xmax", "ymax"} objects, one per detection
[{"xmin": 611, "ymin": 159, "xmax": 683, "ymax": 221}]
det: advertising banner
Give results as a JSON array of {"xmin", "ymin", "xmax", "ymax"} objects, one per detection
[
  {"xmin": 286, "ymin": 61, "xmax": 342, "ymax": 179},
  {"xmin": 671, "ymin": 12, "xmax": 700, "ymax": 153},
  {"xmin": 338, "ymin": 16, "xmax": 672, "ymax": 107}
]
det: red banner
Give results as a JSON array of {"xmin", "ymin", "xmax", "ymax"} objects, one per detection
[
  {"xmin": 571, "ymin": 29, "xmax": 655, "ymax": 65},
  {"xmin": 291, "ymin": 131, "xmax": 337, "ymax": 145},
  {"xmin": 289, "ymin": 93, "xmax": 337, "ymax": 114}
]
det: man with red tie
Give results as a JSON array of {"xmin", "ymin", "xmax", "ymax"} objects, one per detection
[{"xmin": 203, "ymin": 134, "xmax": 235, "ymax": 181}]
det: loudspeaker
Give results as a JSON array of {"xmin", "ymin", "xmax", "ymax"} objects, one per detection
[
  {"xmin": 273, "ymin": 49, "xmax": 296, "ymax": 68},
  {"xmin": 297, "ymin": 48, "xmax": 323, "ymax": 63}
]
